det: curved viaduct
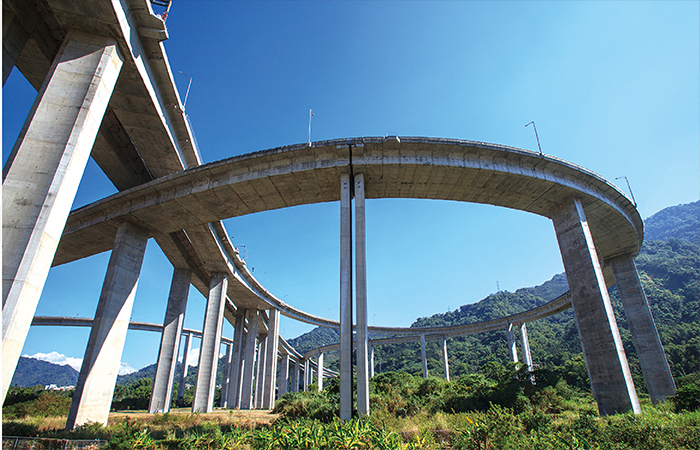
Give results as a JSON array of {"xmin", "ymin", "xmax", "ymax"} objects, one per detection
[{"xmin": 3, "ymin": 0, "xmax": 674, "ymax": 429}]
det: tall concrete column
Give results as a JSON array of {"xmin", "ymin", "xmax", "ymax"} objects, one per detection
[
  {"xmin": 149, "ymin": 269, "xmax": 191, "ymax": 413},
  {"xmin": 227, "ymin": 312, "xmax": 246, "ymax": 408},
  {"xmin": 66, "ymin": 221, "xmax": 148, "ymax": 429},
  {"xmin": 303, "ymin": 358, "xmax": 311, "ymax": 391},
  {"xmin": 220, "ymin": 343, "xmax": 232, "ymax": 407},
  {"xmin": 254, "ymin": 334, "xmax": 268, "ymax": 409},
  {"xmin": 339, "ymin": 172, "xmax": 353, "ymax": 420},
  {"xmin": 262, "ymin": 308, "xmax": 280, "ymax": 409},
  {"xmin": 2, "ymin": 30, "xmax": 123, "ymax": 400},
  {"xmin": 290, "ymin": 359, "xmax": 300, "ymax": 393},
  {"xmin": 240, "ymin": 309, "xmax": 258, "ymax": 410},
  {"xmin": 355, "ymin": 173, "xmax": 370, "ymax": 416},
  {"xmin": 317, "ymin": 353, "xmax": 325, "ymax": 391},
  {"xmin": 420, "ymin": 334, "xmax": 428, "ymax": 379},
  {"xmin": 177, "ymin": 333, "xmax": 192, "ymax": 403},
  {"xmin": 610, "ymin": 254, "xmax": 675, "ymax": 403},
  {"xmin": 506, "ymin": 323, "xmax": 519, "ymax": 363},
  {"xmin": 520, "ymin": 323, "xmax": 535, "ymax": 384},
  {"xmin": 277, "ymin": 354, "xmax": 290, "ymax": 399},
  {"xmin": 192, "ymin": 272, "xmax": 229, "ymax": 413},
  {"xmin": 369, "ymin": 345, "xmax": 375, "ymax": 379},
  {"xmin": 552, "ymin": 198, "xmax": 640, "ymax": 415},
  {"xmin": 442, "ymin": 338, "xmax": 450, "ymax": 382}
]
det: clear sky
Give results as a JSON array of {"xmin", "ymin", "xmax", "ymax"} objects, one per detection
[{"xmin": 3, "ymin": 1, "xmax": 699, "ymax": 374}]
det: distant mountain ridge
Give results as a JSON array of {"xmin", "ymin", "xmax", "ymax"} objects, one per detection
[
  {"xmin": 644, "ymin": 200, "xmax": 698, "ymax": 244},
  {"xmin": 10, "ymin": 357, "xmax": 78, "ymax": 388}
]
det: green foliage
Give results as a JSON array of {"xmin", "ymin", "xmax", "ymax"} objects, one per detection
[
  {"xmin": 3, "ymin": 385, "xmax": 73, "ymax": 419},
  {"xmin": 112, "ymin": 378, "xmax": 153, "ymax": 411},
  {"xmin": 671, "ymin": 372, "xmax": 700, "ymax": 412}
]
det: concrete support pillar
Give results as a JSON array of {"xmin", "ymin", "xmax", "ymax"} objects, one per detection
[
  {"xmin": 303, "ymin": 358, "xmax": 311, "ymax": 391},
  {"xmin": 277, "ymin": 354, "xmax": 289, "ymax": 399},
  {"xmin": 552, "ymin": 198, "xmax": 640, "ymax": 415},
  {"xmin": 192, "ymin": 272, "xmax": 229, "ymax": 413},
  {"xmin": 610, "ymin": 254, "xmax": 675, "ymax": 403},
  {"xmin": 240, "ymin": 309, "xmax": 259, "ymax": 409},
  {"xmin": 355, "ymin": 173, "xmax": 370, "ymax": 416},
  {"xmin": 254, "ymin": 334, "xmax": 268, "ymax": 409},
  {"xmin": 227, "ymin": 312, "xmax": 246, "ymax": 408},
  {"xmin": 339, "ymin": 172, "xmax": 353, "ymax": 420},
  {"xmin": 520, "ymin": 323, "xmax": 535, "ymax": 384},
  {"xmin": 317, "ymin": 353, "xmax": 325, "ymax": 391},
  {"xmin": 442, "ymin": 338, "xmax": 450, "ymax": 382},
  {"xmin": 220, "ymin": 343, "xmax": 232, "ymax": 408},
  {"xmin": 420, "ymin": 334, "xmax": 428, "ymax": 379},
  {"xmin": 506, "ymin": 323, "xmax": 519, "ymax": 363},
  {"xmin": 2, "ymin": 30, "xmax": 123, "ymax": 400},
  {"xmin": 290, "ymin": 359, "xmax": 300, "ymax": 393},
  {"xmin": 66, "ymin": 222, "xmax": 148, "ymax": 429},
  {"xmin": 149, "ymin": 269, "xmax": 191, "ymax": 413},
  {"xmin": 369, "ymin": 345, "xmax": 375, "ymax": 379},
  {"xmin": 177, "ymin": 333, "xmax": 192, "ymax": 403},
  {"xmin": 262, "ymin": 309, "xmax": 280, "ymax": 409}
]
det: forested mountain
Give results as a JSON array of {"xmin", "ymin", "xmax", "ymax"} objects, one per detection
[
  {"xmin": 10, "ymin": 357, "xmax": 78, "ymax": 388},
  {"xmin": 291, "ymin": 200, "xmax": 700, "ymax": 387}
]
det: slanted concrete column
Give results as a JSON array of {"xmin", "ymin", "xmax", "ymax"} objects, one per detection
[
  {"xmin": 220, "ymin": 343, "xmax": 232, "ymax": 407},
  {"xmin": 240, "ymin": 309, "xmax": 259, "ymax": 409},
  {"xmin": 290, "ymin": 359, "xmax": 300, "ymax": 393},
  {"xmin": 610, "ymin": 254, "xmax": 675, "ymax": 403},
  {"xmin": 339, "ymin": 172, "xmax": 353, "ymax": 420},
  {"xmin": 317, "ymin": 353, "xmax": 325, "ymax": 391},
  {"xmin": 149, "ymin": 269, "xmax": 191, "ymax": 413},
  {"xmin": 420, "ymin": 334, "xmax": 428, "ymax": 378},
  {"xmin": 177, "ymin": 333, "xmax": 192, "ymax": 403},
  {"xmin": 506, "ymin": 323, "xmax": 519, "ymax": 363},
  {"xmin": 192, "ymin": 272, "xmax": 229, "ymax": 413},
  {"xmin": 254, "ymin": 333, "xmax": 268, "ymax": 409},
  {"xmin": 552, "ymin": 198, "xmax": 640, "ymax": 415},
  {"xmin": 227, "ymin": 312, "xmax": 246, "ymax": 408},
  {"xmin": 277, "ymin": 354, "xmax": 290, "ymax": 399},
  {"xmin": 520, "ymin": 324, "xmax": 533, "ymax": 372},
  {"xmin": 521, "ymin": 323, "xmax": 535, "ymax": 384},
  {"xmin": 262, "ymin": 309, "xmax": 280, "ymax": 409},
  {"xmin": 355, "ymin": 173, "xmax": 370, "ymax": 417},
  {"xmin": 442, "ymin": 338, "xmax": 450, "ymax": 382},
  {"xmin": 369, "ymin": 345, "xmax": 375, "ymax": 379},
  {"xmin": 2, "ymin": 30, "xmax": 123, "ymax": 400},
  {"xmin": 66, "ymin": 222, "xmax": 148, "ymax": 429}
]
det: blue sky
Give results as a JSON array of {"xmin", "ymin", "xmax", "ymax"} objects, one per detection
[{"xmin": 3, "ymin": 1, "xmax": 698, "ymax": 373}]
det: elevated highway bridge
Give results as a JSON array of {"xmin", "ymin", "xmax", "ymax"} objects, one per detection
[{"xmin": 3, "ymin": 0, "xmax": 675, "ymax": 428}]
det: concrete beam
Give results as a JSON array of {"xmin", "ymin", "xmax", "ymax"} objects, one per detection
[
  {"xmin": 339, "ymin": 172, "xmax": 353, "ymax": 420},
  {"xmin": 278, "ymin": 354, "xmax": 289, "ymax": 399},
  {"xmin": 442, "ymin": 338, "xmax": 450, "ymax": 382},
  {"xmin": 355, "ymin": 173, "xmax": 370, "ymax": 417},
  {"xmin": 240, "ymin": 309, "xmax": 258, "ymax": 409},
  {"xmin": 227, "ymin": 312, "xmax": 245, "ymax": 409},
  {"xmin": 420, "ymin": 334, "xmax": 428, "ymax": 379},
  {"xmin": 317, "ymin": 353, "xmax": 325, "ymax": 391},
  {"xmin": 149, "ymin": 269, "xmax": 191, "ymax": 413},
  {"xmin": 177, "ymin": 333, "xmax": 192, "ymax": 404},
  {"xmin": 2, "ymin": 30, "xmax": 122, "ymax": 400},
  {"xmin": 192, "ymin": 272, "xmax": 229, "ymax": 413},
  {"xmin": 66, "ymin": 221, "xmax": 148, "ymax": 429},
  {"xmin": 610, "ymin": 254, "xmax": 675, "ymax": 403},
  {"xmin": 506, "ymin": 323, "xmax": 519, "ymax": 363},
  {"xmin": 262, "ymin": 309, "xmax": 280, "ymax": 409},
  {"xmin": 552, "ymin": 198, "xmax": 640, "ymax": 415}
]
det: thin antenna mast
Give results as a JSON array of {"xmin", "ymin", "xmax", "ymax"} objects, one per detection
[
  {"xmin": 615, "ymin": 176, "xmax": 637, "ymax": 207},
  {"xmin": 525, "ymin": 121, "xmax": 543, "ymax": 156},
  {"xmin": 308, "ymin": 109, "xmax": 314, "ymax": 146}
]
